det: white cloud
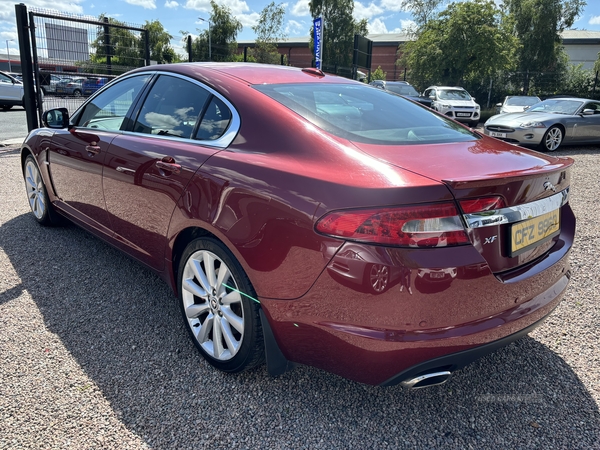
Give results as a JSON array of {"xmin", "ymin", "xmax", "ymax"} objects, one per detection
[
  {"xmin": 368, "ymin": 17, "xmax": 389, "ymax": 34},
  {"xmin": 285, "ymin": 19, "xmax": 306, "ymax": 35},
  {"xmin": 378, "ymin": 0, "xmax": 408, "ymax": 13},
  {"xmin": 400, "ymin": 19, "xmax": 416, "ymax": 31},
  {"xmin": 124, "ymin": 0, "xmax": 157, "ymax": 9},
  {"xmin": 590, "ymin": 15, "xmax": 600, "ymax": 25},
  {"xmin": 237, "ymin": 12, "xmax": 259, "ymax": 27},
  {"xmin": 0, "ymin": 0, "xmax": 84, "ymax": 20},
  {"xmin": 185, "ymin": 0, "xmax": 249, "ymax": 15},
  {"xmin": 291, "ymin": 0, "xmax": 310, "ymax": 17},
  {"xmin": 165, "ymin": 1, "xmax": 179, "ymax": 8},
  {"xmin": 354, "ymin": 2, "xmax": 384, "ymax": 21}
]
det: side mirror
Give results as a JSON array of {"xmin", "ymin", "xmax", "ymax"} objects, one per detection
[
  {"xmin": 42, "ymin": 107, "xmax": 70, "ymax": 129},
  {"xmin": 582, "ymin": 109, "xmax": 595, "ymax": 116},
  {"xmin": 496, "ymin": 103, "xmax": 502, "ymax": 107},
  {"xmin": 523, "ymin": 106, "xmax": 531, "ymax": 111},
  {"xmin": 429, "ymin": 95, "xmax": 435, "ymax": 100}
]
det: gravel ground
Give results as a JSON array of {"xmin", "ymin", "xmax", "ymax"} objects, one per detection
[{"xmin": 0, "ymin": 142, "xmax": 599, "ymax": 449}]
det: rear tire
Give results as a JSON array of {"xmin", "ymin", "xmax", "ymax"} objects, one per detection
[
  {"xmin": 73, "ymin": 89, "xmax": 82, "ymax": 98},
  {"xmin": 539, "ymin": 125, "xmax": 563, "ymax": 152},
  {"xmin": 178, "ymin": 237, "xmax": 264, "ymax": 373}
]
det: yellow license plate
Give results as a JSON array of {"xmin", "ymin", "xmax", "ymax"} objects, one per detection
[{"xmin": 510, "ymin": 210, "xmax": 560, "ymax": 256}]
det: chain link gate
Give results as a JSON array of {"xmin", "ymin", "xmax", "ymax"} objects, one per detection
[{"xmin": 15, "ymin": 4, "xmax": 150, "ymax": 131}]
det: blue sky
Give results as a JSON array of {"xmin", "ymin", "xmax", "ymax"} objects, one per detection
[{"xmin": 2, "ymin": 0, "xmax": 600, "ymax": 57}]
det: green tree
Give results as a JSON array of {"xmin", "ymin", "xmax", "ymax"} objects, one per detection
[
  {"xmin": 183, "ymin": 1, "xmax": 242, "ymax": 62},
  {"xmin": 252, "ymin": 2, "xmax": 287, "ymax": 64},
  {"xmin": 502, "ymin": 0, "xmax": 586, "ymax": 91},
  {"xmin": 370, "ymin": 66, "xmax": 387, "ymax": 81},
  {"xmin": 87, "ymin": 16, "xmax": 180, "ymax": 74},
  {"xmin": 400, "ymin": 0, "xmax": 447, "ymax": 31},
  {"xmin": 400, "ymin": 0, "xmax": 517, "ymax": 88},
  {"xmin": 143, "ymin": 20, "xmax": 179, "ymax": 64},
  {"xmin": 89, "ymin": 15, "xmax": 145, "ymax": 74},
  {"xmin": 309, "ymin": 0, "xmax": 368, "ymax": 69}
]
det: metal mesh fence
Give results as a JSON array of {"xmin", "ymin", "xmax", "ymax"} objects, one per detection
[{"xmin": 28, "ymin": 8, "xmax": 149, "ymax": 112}]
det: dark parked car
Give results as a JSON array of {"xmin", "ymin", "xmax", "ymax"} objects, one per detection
[
  {"xmin": 22, "ymin": 63, "xmax": 574, "ymax": 388},
  {"xmin": 83, "ymin": 77, "xmax": 108, "ymax": 96},
  {"xmin": 370, "ymin": 80, "xmax": 432, "ymax": 108}
]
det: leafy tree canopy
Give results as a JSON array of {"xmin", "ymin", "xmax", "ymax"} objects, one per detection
[
  {"xmin": 400, "ymin": 0, "xmax": 518, "ymax": 87},
  {"xmin": 502, "ymin": 0, "xmax": 586, "ymax": 75},
  {"xmin": 252, "ymin": 2, "xmax": 287, "ymax": 64}
]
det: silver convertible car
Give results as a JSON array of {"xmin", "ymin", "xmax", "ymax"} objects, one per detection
[{"xmin": 484, "ymin": 97, "xmax": 600, "ymax": 151}]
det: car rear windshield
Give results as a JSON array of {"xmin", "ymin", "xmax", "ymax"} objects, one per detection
[
  {"xmin": 385, "ymin": 85, "xmax": 419, "ymax": 96},
  {"xmin": 253, "ymin": 83, "xmax": 478, "ymax": 145},
  {"xmin": 506, "ymin": 96, "xmax": 540, "ymax": 106}
]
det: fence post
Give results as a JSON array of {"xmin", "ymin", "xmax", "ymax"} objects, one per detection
[
  {"xmin": 15, "ymin": 3, "xmax": 38, "ymax": 131},
  {"xmin": 144, "ymin": 29, "xmax": 150, "ymax": 66},
  {"xmin": 104, "ymin": 17, "xmax": 112, "ymax": 75},
  {"xmin": 487, "ymin": 77, "xmax": 493, "ymax": 109},
  {"xmin": 594, "ymin": 71, "xmax": 598, "ymax": 96},
  {"xmin": 187, "ymin": 35, "xmax": 192, "ymax": 62}
]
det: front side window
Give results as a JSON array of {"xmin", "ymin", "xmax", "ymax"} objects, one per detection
[
  {"xmin": 254, "ymin": 83, "xmax": 478, "ymax": 145},
  {"xmin": 529, "ymin": 99, "xmax": 583, "ymax": 115},
  {"xmin": 133, "ymin": 75, "xmax": 211, "ymax": 139},
  {"xmin": 77, "ymin": 74, "xmax": 150, "ymax": 131}
]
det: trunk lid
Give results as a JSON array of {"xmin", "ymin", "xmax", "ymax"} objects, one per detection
[{"xmin": 350, "ymin": 136, "xmax": 574, "ymax": 273}]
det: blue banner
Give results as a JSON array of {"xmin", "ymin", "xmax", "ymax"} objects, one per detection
[{"xmin": 313, "ymin": 17, "xmax": 322, "ymax": 69}]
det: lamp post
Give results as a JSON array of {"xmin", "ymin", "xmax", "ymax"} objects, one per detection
[
  {"xmin": 6, "ymin": 40, "xmax": 13, "ymax": 72},
  {"xmin": 198, "ymin": 17, "xmax": 211, "ymax": 61}
]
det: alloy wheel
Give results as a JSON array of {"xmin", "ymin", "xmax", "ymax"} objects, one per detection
[
  {"xmin": 181, "ymin": 249, "xmax": 244, "ymax": 361},
  {"xmin": 25, "ymin": 159, "xmax": 46, "ymax": 220}
]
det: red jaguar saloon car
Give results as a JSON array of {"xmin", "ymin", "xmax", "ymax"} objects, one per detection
[{"xmin": 21, "ymin": 63, "xmax": 575, "ymax": 388}]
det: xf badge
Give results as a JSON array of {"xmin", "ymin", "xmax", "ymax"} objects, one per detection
[{"xmin": 484, "ymin": 235, "xmax": 498, "ymax": 245}]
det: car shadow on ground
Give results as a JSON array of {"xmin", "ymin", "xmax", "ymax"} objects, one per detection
[{"xmin": 1, "ymin": 211, "xmax": 599, "ymax": 448}]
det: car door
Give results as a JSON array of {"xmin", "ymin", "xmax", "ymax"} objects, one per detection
[
  {"xmin": 46, "ymin": 74, "xmax": 151, "ymax": 234},
  {"xmin": 0, "ymin": 72, "xmax": 21, "ymax": 102},
  {"xmin": 102, "ymin": 74, "xmax": 234, "ymax": 270},
  {"xmin": 576, "ymin": 101, "xmax": 600, "ymax": 142}
]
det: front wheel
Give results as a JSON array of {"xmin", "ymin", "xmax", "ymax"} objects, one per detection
[
  {"xmin": 73, "ymin": 89, "xmax": 82, "ymax": 98},
  {"xmin": 539, "ymin": 125, "xmax": 563, "ymax": 152},
  {"xmin": 178, "ymin": 237, "xmax": 264, "ymax": 373},
  {"xmin": 23, "ymin": 155, "xmax": 58, "ymax": 225}
]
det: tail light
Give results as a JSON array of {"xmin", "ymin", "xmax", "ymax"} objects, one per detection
[{"xmin": 315, "ymin": 202, "xmax": 469, "ymax": 248}]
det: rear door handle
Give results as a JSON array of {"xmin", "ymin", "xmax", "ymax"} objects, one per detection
[
  {"xmin": 156, "ymin": 160, "xmax": 181, "ymax": 174},
  {"xmin": 85, "ymin": 145, "xmax": 101, "ymax": 155}
]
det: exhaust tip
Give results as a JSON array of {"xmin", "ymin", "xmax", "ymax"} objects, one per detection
[{"xmin": 400, "ymin": 370, "xmax": 452, "ymax": 389}]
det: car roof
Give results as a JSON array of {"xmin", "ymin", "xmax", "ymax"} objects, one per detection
[
  {"xmin": 428, "ymin": 86, "xmax": 467, "ymax": 90},
  {"xmin": 130, "ymin": 62, "xmax": 359, "ymax": 86}
]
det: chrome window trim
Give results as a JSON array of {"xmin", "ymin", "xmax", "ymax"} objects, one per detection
[
  {"xmin": 75, "ymin": 70, "xmax": 241, "ymax": 149},
  {"xmin": 463, "ymin": 189, "xmax": 569, "ymax": 229}
]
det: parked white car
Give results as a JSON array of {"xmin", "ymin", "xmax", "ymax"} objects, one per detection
[
  {"xmin": 0, "ymin": 70, "xmax": 43, "ymax": 110},
  {"xmin": 423, "ymin": 86, "xmax": 480, "ymax": 127},
  {"xmin": 496, "ymin": 95, "xmax": 541, "ymax": 114}
]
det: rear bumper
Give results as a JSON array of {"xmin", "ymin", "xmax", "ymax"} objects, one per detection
[
  {"xmin": 261, "ymin": 232, "xmax": 572, "ymax": 385},
  {"xmin": 379, "ymin": 304, "xmax": 558, "ymax": 386}
]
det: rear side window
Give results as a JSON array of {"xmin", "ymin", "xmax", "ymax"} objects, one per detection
[
  {"xmin": 254, "ymin": 83, "xmax": 478, "ymax": 145},
  {"xmin": 134, "ymin": 75, "xmax": 211, "ymax": 139},
  {"xmin": 195, "ymin": 97, "xmax": 232, "ymax": 141}
]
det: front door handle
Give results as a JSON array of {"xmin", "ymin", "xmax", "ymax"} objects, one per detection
[{"xmin": 156, "ymin": 160, "xmax": 181, "ymax": 174}]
